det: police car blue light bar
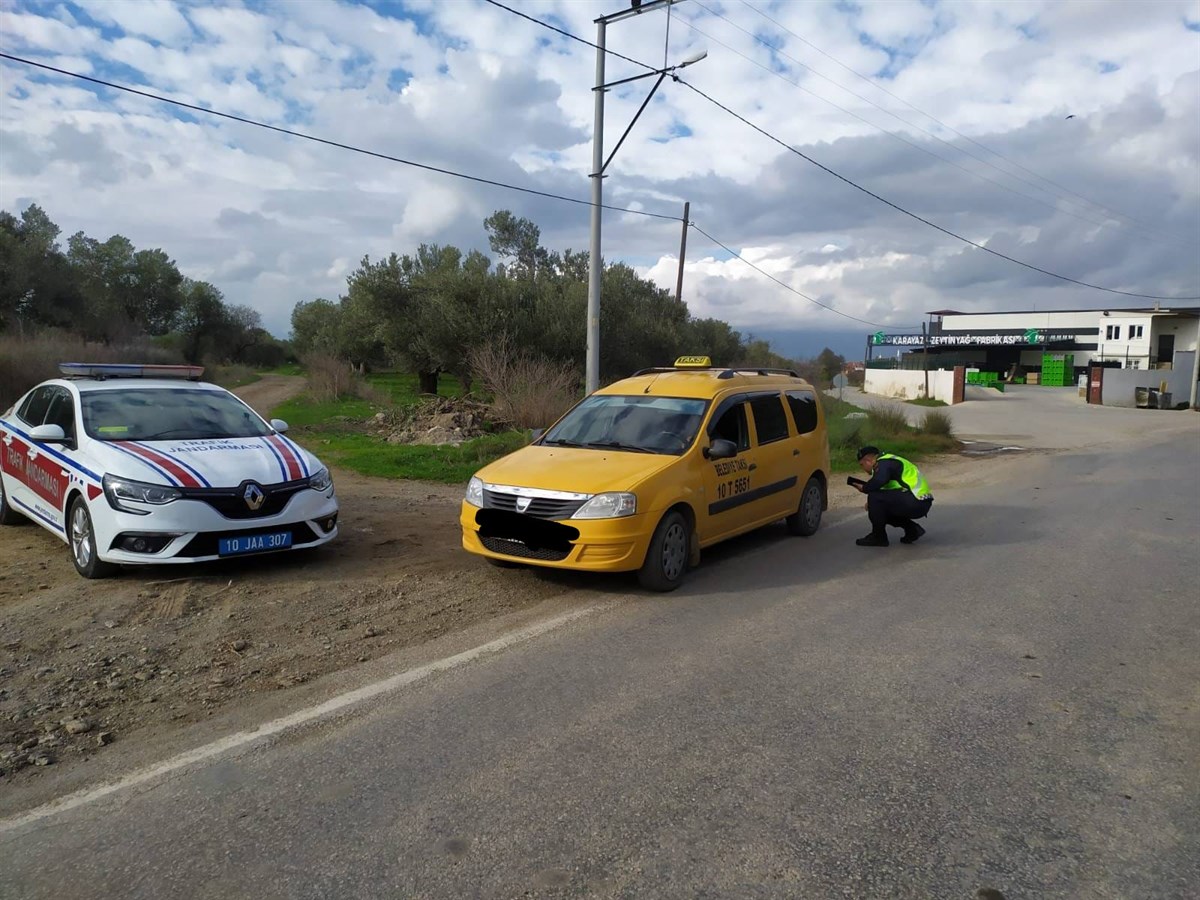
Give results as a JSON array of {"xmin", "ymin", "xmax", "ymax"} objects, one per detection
[{"xmin": 59, "ymin": 363, "xmax": 205, "ymax": 380}]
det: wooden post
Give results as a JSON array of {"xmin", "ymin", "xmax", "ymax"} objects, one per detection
[{"xmin": 674, "ymin": 201, "xmax": 689, "ymax": 305}]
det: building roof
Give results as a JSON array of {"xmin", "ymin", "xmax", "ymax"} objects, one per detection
[{"xmin": 929, "ymin": 304, "xmax": 1200, "ymax": 318}]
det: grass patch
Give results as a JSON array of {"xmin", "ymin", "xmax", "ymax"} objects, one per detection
[
  {"xmin": 289, "ymin": 430, "xmax": 529, "ymax": 483},
  {"xmin": 906, "ymin": 397, "xmax": 948, "ymax": 407},
  {"xmin": 272, "ymin": 395, "xmax": 378, "ymax": 429},
  {"xmin": 364, "ymin": 372, "xmax": 466, "ymax": 407},
  {"xmin": 265, "ymin": 363, "xmax": 305, "ymax": 376},
  {"xmin": 822, "ymin": 395, "xmax": 958, "ymax": 472},
  {"xmin": 209, "ymin": 364, "xmax": 261, "ymax": 389}
]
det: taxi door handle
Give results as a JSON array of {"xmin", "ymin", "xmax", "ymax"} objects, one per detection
[{"xmin": 748, "ymin": 463, "xmax": 758, "ymax": 471}]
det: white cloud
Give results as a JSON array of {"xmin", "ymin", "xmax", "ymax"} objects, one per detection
[{"xmin": 0, "ymin": 0, "xmax": 1196, "ymax": 342}]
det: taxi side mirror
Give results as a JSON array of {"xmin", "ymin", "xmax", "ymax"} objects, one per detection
[
  {"xmin": 704, "ymin": 438, "xmax": 737, "ymax": 460},
  {"xmin": 30, "ymin": 424, "xmax": 68, "ymax": 444}
]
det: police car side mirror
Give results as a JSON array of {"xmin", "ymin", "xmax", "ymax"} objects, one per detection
[
  {"xmin": 270, "ymin": 419, "xmax": 290, "ymax": 434},
  {"xmin": 30, "ymin": 424, "xmax": 68, "ymax": 444},
  {"xmin": 704, "ymin": 438, "xmax": 737, "ymax": 460}
]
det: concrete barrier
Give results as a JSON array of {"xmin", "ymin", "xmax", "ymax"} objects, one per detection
[{"xmin": 864, "ymin": 369, "xmax": 957, "ymax": 404}]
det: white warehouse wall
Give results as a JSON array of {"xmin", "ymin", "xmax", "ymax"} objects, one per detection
[{"xmin": 864, "ymin": 369, "xmax": 958, "ymax": 404}]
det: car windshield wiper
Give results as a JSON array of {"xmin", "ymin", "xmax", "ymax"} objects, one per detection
[
  {"xmin": 542, "ymin": 438, "xmax": 587, "ymax": 448},
  {"xmin": 583, "ymin": 440, "xmax": 656, "ymax": 454}
]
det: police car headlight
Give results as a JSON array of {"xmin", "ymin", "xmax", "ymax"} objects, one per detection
[
  {"xmin": 308, "ymin": 468, "xmax": 333, "ymax": 492},
  {"xmin": 572, "ymin": 492, "xmax": 637, "ymax": 519},
  {"xmin": 465, "ymin": 476, "xmax": 485, "ymax": 508},
  {"xmin": 103, "ymin": 475, "xmax": 181, "ymax": 513}
]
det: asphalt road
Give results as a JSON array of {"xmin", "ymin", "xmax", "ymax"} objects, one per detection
[{"xmin": 3, "ymin": 433, "xmax": 1198, "ymax": 899}]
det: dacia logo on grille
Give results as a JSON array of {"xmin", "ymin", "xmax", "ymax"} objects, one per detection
[
  {"xmin": 515, "ymin": 496, "xmax": 532, "ymax": 513},
  {"xmin": 243, "ymin": 482, "xmax": 265, "ymax": 511}
]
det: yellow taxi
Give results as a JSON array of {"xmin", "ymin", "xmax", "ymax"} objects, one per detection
[{"xmin": 460, "ymin": 358, "xmax": 831, "ymax": 591}]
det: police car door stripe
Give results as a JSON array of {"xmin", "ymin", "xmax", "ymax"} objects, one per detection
[
  {"xmin": 0, "ymin": 418, "xmax": 101, "ymax": 483},
  {"xmin": 279, "ymin": 435, "xmax": 310, "ymax": 478},
  {"xmin": 258, "ymin": 437, "xmax": 289, "ymax": 481},
  {"xmin": 131, "ymin": 442, "xmax": 212, "ymax": 488},
  {"xmin": 12, "ymin": 495, "xmax": 65, "ymax": 533},
  {"xmin": 265, "ymin": 434, "xmax": 302, "ymax": 481}
]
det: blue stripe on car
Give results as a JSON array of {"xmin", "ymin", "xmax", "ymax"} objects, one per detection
[
  {"xmin": 12, "ymin": 495, "xmax": 64, "ymax": 533},
  {"xmin": 132, "ymin": 441, "xmax": 212, "ymax": 487},
  {"xmin": 281, "ymin": 435, "xmax": 311, "ymax": 478},
  {"xmin": 108, "ymin": 442, "xmax": 181, "ymax": 486},
  {"xmin": 259, "ymin": 437, "xmax": 289, "ymax": 481},
  {"xmin": 0, "ymin": 418, "xmax": 101, "ymax": 483}
]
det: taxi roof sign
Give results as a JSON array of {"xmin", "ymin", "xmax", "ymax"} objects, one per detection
[
  {"xmin": 673, "ymin": 356, "xmax": 712, "ymax": 368},
  {"xmin": 59, "ymin": 363, "xmax": 205, "ymax": 381}
]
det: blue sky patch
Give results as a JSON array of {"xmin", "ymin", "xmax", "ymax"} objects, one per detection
[{"xmin": 1099, "ymin": 61, "xmax": 1120, "ymax": 74}]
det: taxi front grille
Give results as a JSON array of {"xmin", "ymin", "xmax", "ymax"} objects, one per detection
[
  {"xmin": 480, "ymin": 536, "xmax": 570, "ymax": 561},
  {"xmin": 483, "ymin": 489, "xmax": 585, "ymax": 520}
]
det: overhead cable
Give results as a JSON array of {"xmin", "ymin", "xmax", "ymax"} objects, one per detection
[
  {"xmin": 689, "ymin": 223, "xmax": 920, "ymax": 330},
  {"xmin": 737, "ymin": 0, "xmax": 1169, "ymax": 238},
  {"xmin": 0, "ymin": 52, "xmax": 681, "ymax": 223},
  {"xmin": 679, "ymin": 80, "xmax": 1200, "ymax": 302}
]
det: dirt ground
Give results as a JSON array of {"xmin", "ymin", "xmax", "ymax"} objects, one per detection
[{"xmin": 0, "ymin": 375, "xmax": 1004, "ymax": 796}]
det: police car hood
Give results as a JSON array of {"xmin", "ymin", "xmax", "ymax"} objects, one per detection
[
  {"xmin": 93, "ymin": 435, "xmax": 320, "ymax": 489},
  {"xmin": 477, "ymin": 444, "xmax": 676, "ymax": 495}
]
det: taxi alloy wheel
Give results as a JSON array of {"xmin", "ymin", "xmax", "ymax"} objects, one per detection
[
  {"xmin": 786, "ymin": 476, "xmax": 823, "ymax": 537},
  {"xmin": 0, "ymin": 477, "xmax": 26, "ymax": 525},
  {"xmin": 638, "ymin": 510, "xmax": 689, "ymax": 592},
  {"xmin": 68, "ymin": 497, "xmax": 117, "ymax": 580}
]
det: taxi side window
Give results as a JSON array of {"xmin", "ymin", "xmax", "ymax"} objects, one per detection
[
  {"xmin": 17, "ymin": 387, "xmax": 54, "ymax": 427},
  {"xmin": 786, "ymin": 390, "xmax": 819, "ymax": 435},
  {"xmin": 749, "ymin": 394, "xmax": 790, "ymax": 445},
  {"xmin": 44, "ymin": 390, "xmax": 77, "ymax": 441},
  {"xmin": 711, "ymin": 403, "xmax": 749, "ymax": 452}
]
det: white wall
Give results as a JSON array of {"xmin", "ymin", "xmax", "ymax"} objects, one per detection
[
  {"xmin": 939, "ymin": 311, "xmax": 1098, "ymax": 331},
  {"xmin": 1100, "ymin": 353, "xmax": 1197, "ymax": 407},
  {"xmin": 865, "ymin": 369, "xmax": 958, "ymax": 404}
]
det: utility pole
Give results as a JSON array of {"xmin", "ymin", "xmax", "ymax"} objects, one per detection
[
  {"xmin": 674, "ymin": 201, "xmax": 689, "ymax": 304},
  {"xmin": 1191, "ymin": 318, "xmax": 1200, "ymax": 409},
  {"xmin": 922, "ymin": 319, "xmax": 930, "ymax": 398}
]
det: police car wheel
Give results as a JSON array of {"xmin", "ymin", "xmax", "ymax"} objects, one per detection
[
  {"xmin": 0, "ymin": 477, "xmax": 27, "ymax": 526},
  {"xmin": 68, "ymin": 497, "xmax": 118, "ymax": 580},
  {"xmin": 638, "ymin": 510, "xmax": 689, "ymax": 592},
  {"xmin": 786, "ymin": 476, "xmax": 823, "ymax": 537}
]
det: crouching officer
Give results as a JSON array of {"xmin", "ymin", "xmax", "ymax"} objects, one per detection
[{"xmin": 851, "ymin": 446, "xmax": 933, "ymax": 547}]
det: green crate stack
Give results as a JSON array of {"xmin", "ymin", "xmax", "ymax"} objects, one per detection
[{"xmin": 1040, "ymin": 353, "xmax": 1074, "ymax": 387}]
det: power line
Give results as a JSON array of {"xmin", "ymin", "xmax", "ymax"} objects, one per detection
[
  {"xmin": 694, "ymin": 0, "xmax": 1181, "ymax": 245},
  {"xmin": 481, "ymin": 0, "xmax": 655, "ymax": 71},
  {"xmin": 672, "ymin": 12, "xmax": 1158, "ymax": 241},
  {"xmin": 735, "ymin": 0, "xmax": 1171, "ymax": 239},
  {"xmin": 679, "ymin": 80, "xmax": 1200, "ymax": 302},
  {"xmin": 689, "ymin": 222, "xmax": 920, "ymax": 330},
  {"xmin": 480, "ymin": 2, "xmax": 1197, "ymax": 300},
  {"xmin": 0, "ymin": 52, "xmax": 682, "ymax": 223}
]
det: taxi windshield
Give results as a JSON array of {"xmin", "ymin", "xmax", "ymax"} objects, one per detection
[
  {"xmin": 81, "ymin": 388, "xmax": 273, "ymax": 441},
  {"xmin": 541, "ymin": 395, "xmax": 709, "ymax": 455}
]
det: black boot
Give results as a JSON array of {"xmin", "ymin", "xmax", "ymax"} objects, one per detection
[
  {"xmin": 856, "ymin": 532, "xmax": 889, "ymax": 547},
  {"xmin": 900, "ymin": 523, "xmax": 926, "ymax": 544}
]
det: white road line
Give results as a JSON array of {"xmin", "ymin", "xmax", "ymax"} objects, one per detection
[{"xmin": 0, "ymin": 602, "xmax": 611, "ymax": 836}]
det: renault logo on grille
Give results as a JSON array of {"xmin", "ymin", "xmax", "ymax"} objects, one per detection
[
  {"xmin": 515, "ymin": 496, "xmax": 533, "ymax": 513},
  {"xmin": 243, "ymin": 482, "xmax": 265, "ymax": 511}
]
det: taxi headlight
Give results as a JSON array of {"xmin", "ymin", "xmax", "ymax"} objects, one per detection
[
  {"xmin": 103, "ymin": 475, "xmax": 181, "ymax": 514},
  {"xmin": 309, "ymin": 467, "xmax": 333, "ymax": 492},
  {"xmin": 465, "ymin": 476, "xmax": 485, "ymax": 507},
  {"xmin": 572, "ymin": 492, "xmax": 637, "ymax": 519}
]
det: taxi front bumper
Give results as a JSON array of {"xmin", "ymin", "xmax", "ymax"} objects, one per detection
[{"xmin": 459, "ymin": 502, "xmax": 655, "ymax": 573}]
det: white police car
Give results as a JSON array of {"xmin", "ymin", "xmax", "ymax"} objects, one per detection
[{"xmin": 0, "ymin": 364, "xmax": 339, "ymax": 578}]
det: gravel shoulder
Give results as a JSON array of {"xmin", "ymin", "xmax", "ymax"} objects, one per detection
[{"xmin": 0, "ymin": 376, "xmax": 1018, "ymax": 812}]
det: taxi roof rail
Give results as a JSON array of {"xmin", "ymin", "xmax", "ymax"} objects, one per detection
[{"xmin": 631, "ymin": 366, "xmax": 802, "ymax": 379}]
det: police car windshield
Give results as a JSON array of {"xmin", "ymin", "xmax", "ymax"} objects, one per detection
[
  {"xmin": 81, "ymin": 388, "xmax": 273, "ymax": 441},
  {"xmin": 542, "ymin": 395, "xmax": 708, "ymax": 456}
]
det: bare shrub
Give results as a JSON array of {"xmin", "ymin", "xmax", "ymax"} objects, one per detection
[
  {"xmin": 469, "ymin": 338, "xmax": 579, "ymax": 430},
  {"xmin": 866, "ymin": 403, "xmax": 911, "ymax": 437},
  {"xmin": 0, "ymin": 330, "xmax": 182, "ymax": 408},
  {"xmin": 302, "ymin": 353, "xmax": 359, "ymax": 403},
  {"xmin": 920, "ymin": 409, "xmax": 955, "ymax": 438}
]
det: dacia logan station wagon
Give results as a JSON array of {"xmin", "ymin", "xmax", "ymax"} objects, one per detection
[{"xmin": 460, "ymin": 358, "xmax": 831, "ymax": 591}]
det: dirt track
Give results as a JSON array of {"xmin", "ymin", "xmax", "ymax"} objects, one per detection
[{"xmin": 0, "ymin": 373, "xmax": 1000, "ymax": 799}]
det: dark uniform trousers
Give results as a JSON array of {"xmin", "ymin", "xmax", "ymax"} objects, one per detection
[{"xmin": 867, "ymin": 490, "xmax": 933, "ymax": 537}]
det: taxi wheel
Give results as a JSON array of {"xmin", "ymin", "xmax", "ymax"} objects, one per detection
[
  {"xmin": 0, "ymin": 477, "xmax": 26, "ymax": 525},
  {"xmin": 786, "ymin": 476, "xmax": 823, "ymax": 537},
  {"xmin": 68, "ymin": 497, "xmax": 118, "ymax": 580},
  {"xmin": 638, "ymin": 510, "xmax": 689, "ymax": 592}
]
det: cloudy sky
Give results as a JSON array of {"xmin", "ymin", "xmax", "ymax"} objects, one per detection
[{"xmin": 2, "ymin": 0, "xmax": 1198, "ymax": 354}]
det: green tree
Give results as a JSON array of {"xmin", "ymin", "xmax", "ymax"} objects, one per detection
[
  {"xmin": 0, "ymin": 204, "xmax": 81, "ymax": 332},
  {"xmin": 815, "ymin": 347, "xmax": 846, "ymax": 385},
  {"xmin": 177, "ymin": 280, "xmax": 229, "ymax": 363}
]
